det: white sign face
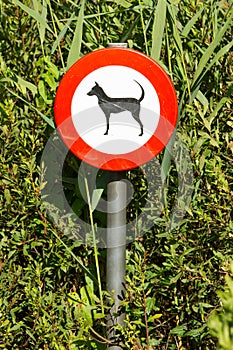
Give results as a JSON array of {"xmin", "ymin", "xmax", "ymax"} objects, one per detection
[{"xmin": 71, "ymin": 65, "xmax": 160, "ymax": 155}]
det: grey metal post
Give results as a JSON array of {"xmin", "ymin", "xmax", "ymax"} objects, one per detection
[
  {"xmin": 106, "ymin": 173, "xmax": 126, "ymax": 349},
  {"xmin": 106, "ymin": 43, "xmax": 128, "ymax": 350}
]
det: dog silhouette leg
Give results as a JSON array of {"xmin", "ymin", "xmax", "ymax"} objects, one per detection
[
  {"xmin": 132, "ymin": 113, "xmax": 144, "ymax": 136},
  {"xmin": 139, "ymin": 126, "xmax": 143, "ymax": 136},
  {"xmin": 104, "ymin": 113, "xmax": 110, "ymax": 135}
]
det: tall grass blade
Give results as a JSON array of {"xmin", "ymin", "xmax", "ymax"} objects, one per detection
[
  {"xmin": 160, "ymin": 4, "xmax": 187, "ymax": 181},
  {"xmin": 13, "ymin": 0, "xmax": 52, "ymax": 33},
  {"xmin": 40, "ymin": 0, "xmax": 47, "ymax": 46},
  {"xmin": 161, "ymin": 88, "xmax": 186, "ymax": 181},
  {"xmin": 167, "ymin": 4, "xmax": 183, "ymax": 55},
  {"xmin": 151, "ymin": 0, "xmax": 166, "ymax": 61},
  {"xmin": 51, "ymin": 15, "xmax": 74, "ymax": 55},
  {"xmin": 48, "ymin": 227, "xmax": 98, "ymax": 283},
  {"xmin": 3, "ymin": 75, "xmax": 37, "ymax": 97},
  {"xmin": 181, "ymin": 8, "xmax": 203, "ymax": 38},
  {"xmin": 120, "ymin": 14, "xmax": 140, "ymax": 43},
  {"xmin": 167, "ymin": 4, "xmax": 190, "ymax": 95},
  {"xmin": 196, "ymin": 90, "xmax": 209, "ymax": 115},
  {"xmin": 190, "ymin": 40, "xmax": 233, "ymax": 102},
  {"xmin": 84, "ymin": 178, "xmax": 104, "ymax": 313},
  {"xmin": 192, "ymin": 11, "xmax": 233, "ymax": 89},
  {"xmin": 209, "ymin": 97, "xmax": 228, "ymax": 127},
  {"xmin": 161, "ymin": 132, "xmax": 175, "ymax": 182},
  {"xmin": 4, "ymin": 87, "xmax": 55, "ymax": 128},
  {"xmin": 32, "ymin": 0, "xmax": 47, "ymax": 46},
  {"xmin": 66, "ymin": 0, "xmax": 86, "ymax": 70}
]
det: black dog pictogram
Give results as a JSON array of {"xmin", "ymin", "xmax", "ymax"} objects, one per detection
[{"xmin": 87, "ymin": 80, "xmax": 144, "ymax": 136}]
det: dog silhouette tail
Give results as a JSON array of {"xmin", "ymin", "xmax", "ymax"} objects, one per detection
[{"xmin": 134, "ymin": 80, "xmax": 145, "ymax": 102}]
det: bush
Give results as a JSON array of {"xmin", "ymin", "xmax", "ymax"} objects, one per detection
[
  {"xmin": 208, "ymin": 264, "xmax": 233, "ymax": 350},
  {"xmin": 0, "ymin": 0, "xmax": 232, "ymax": 349}
]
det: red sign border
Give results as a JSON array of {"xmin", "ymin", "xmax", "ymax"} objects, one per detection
[{"xmin": 54, "ymin": 48, "xmax": 178, "ymax": 171}]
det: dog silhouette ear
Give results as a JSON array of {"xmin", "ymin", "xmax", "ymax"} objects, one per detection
[{"xmin": 95, "ymin": 81, "xmax": 99, "ymax": 86}]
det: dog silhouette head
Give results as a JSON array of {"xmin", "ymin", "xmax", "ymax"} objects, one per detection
[{"xmin": 87, "ymin": 82, "xmax": 103, "ymax": 97}]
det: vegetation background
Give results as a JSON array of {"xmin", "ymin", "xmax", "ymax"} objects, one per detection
[{"xmin": 0, "ymin": 0, "xmax": 232, "ymax": 349}]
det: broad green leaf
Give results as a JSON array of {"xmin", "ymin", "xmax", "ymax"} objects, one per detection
[
  {"xmin": 2, "ymin": 76, "xmax": 37, "ymax": 96},
  {"xmin": 170, "ymin": 324, "xmax": 188, "ymax": 336},
  {"xmin": 85, "ymin": 275, "xmax": 94, "ymax": 290},
  {"xmin": 4, "ymin": 189, "xmax": 11, "ymax": 203},
  {"xmin": 185, "ymin": 328, "xmax": 203, "ymax": 337},
  {"xmin": 91, "ymin": 189, "xmax": 104, "ymax": 212},
  {"xmin": 15, "ymin": 76, "xmax": 37, "ymax": 96},
  {"xmin": 148, "ymin": 314, "xmax": 163, "ymax": 322},
  {"xmin": 209, "ymin": 137, "xmax": 219, "ymax": 148},
  {"xmin": 42, "ymin": 74, "xmax": 57, "ymax": 91},
  {"xmin": 143, "ymin": 0, "xmax": 153, "ymax": 6},
  {"xmin": 114, "ymin": 0, "xmax": 132, "ymax": 8},
  {"xmin": 10, "ymin": 322, "xmax": 25, "ymax": 332},
  {"xmin": 0, "ymin": 320, "xmax": 10, "ymax": 328},
  {"xmin": 38, "ymin": 80, "xmax": 47, "ymax": 102},
  {"xmin": 171, "ymin": 271, "xmax": 183, "ymax": 283},
  {"xmin": 44, "ymin": 57, "xmax": 60, "ymax": 79},
  {"xmin": 209, "ymin": 97, "xmax": 228, "ymax": 126},
  {"xmin": 146, "ymin": 297, "xmax": 155, "ymax": 313},
  {"xmin": 196, "ymin": 90, "xmax": 209, "ymax": 116},
  {"xmin": 25, "ymin": 328, "xmax": 37, "ymax": 342},
  {"xmin": 151, "ymin": 0, "xmax": 166, "ymax": 61},
  {"xmin": 66, "ymin": 0, "xmax": 86, "ymax": 70}
]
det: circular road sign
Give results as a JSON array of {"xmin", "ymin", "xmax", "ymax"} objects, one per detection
[{"xmin": 54, "ymin": 48, "xmax": 178, "ymax": 171}]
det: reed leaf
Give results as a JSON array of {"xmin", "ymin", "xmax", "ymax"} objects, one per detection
[
  {"xmin": 51, "ymin": 14, "xmax": 75, "ymax": 55},
  {"xmin": 84, "ymin": 178, "xmax": 104, "ymax": 313},
  {"xmin": 191, "ymin": 11, "xmax": 233, "ymax": 89},
  {"xmin": 32, "ymin": 0, "xmax": 48, "ymax": 46},
  {"xmin": 13, "ymin": 0, "xmax": 52, "ymax": 33},
  {"xmin": 120, "ymin": 14, "xmax": 141, "ymax": 43},
  {"xmin": 48, "ymin": 227, "xmax": 98, "ymax": 283},
  {"xmin": 3, "ymin": 75, "xmax": 38, "ymax": 97},
  {"xmin": 66, "ymin": 0, "xmax": 86, "ymax": 70},
  {"xmin": 181, "ymin": 7, "xmax": 203, "ymax": 38},
  {"xmin": 160, "ymin": 88, "xmax": 186, "ymax": 181},
  {"xmin": 151, "ymin": 0, "xmax": 166, "ymax": 61},
  {"xmin": 167, "ymin": 4, "xmax": 183, "ymax": 55},
  {"xmin": 5, "ymin": 87, "xmax": 55, "ymax": 128},
  {"xmin": 167, "ymin": 3, "xmax": 190, "ymax": 96},
  {"xmin": 190, "ymin": 40, "xmax": 233, "ymax": 102}
]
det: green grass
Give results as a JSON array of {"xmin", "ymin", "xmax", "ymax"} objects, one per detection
[{"xmin": 0, "ymin": 0, "xmax": 233, "ymax": 348}]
